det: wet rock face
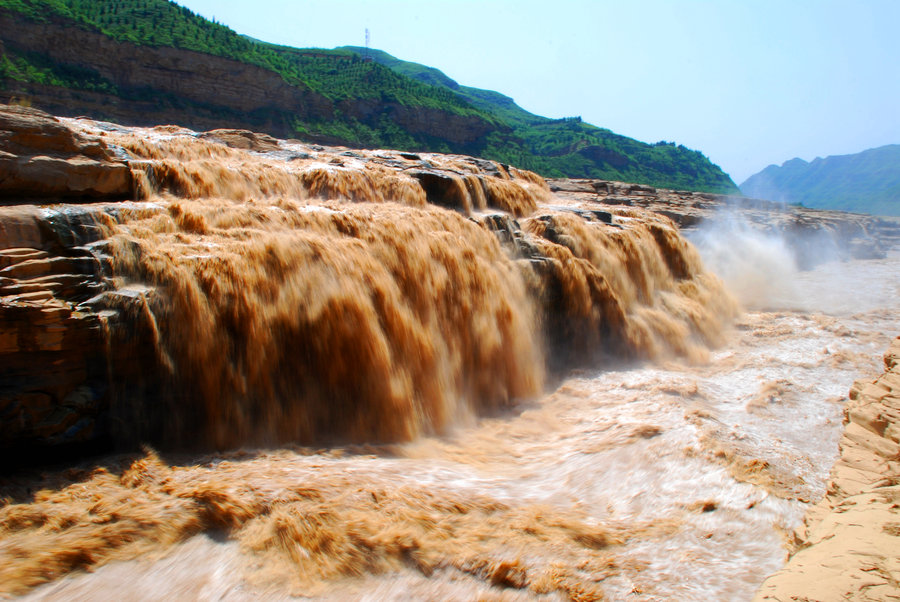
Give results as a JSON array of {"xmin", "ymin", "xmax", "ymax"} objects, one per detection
[
  {"xmin": 0, "ymin": 105, "xmax": 133, "ymax": 201},
  {"xmin": 0, "ymin": 204, "xmax": 171, "ymax": 460},
  {"xmin": 0, "ymin": 104, "xmax": 166, "ymax": 455},
  {"xmin": 408, "ymin": 170, "xmax": 470, "ymax": 211},
  {"xmin": 0, "ymin": 206, "xmax": 112, "ymax": 457}
]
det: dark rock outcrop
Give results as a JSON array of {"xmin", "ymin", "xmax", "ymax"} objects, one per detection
[
  {"xmin": 408, "ymin": 170, "xmax": 471, "ymax": 211},
  {"xmin": 0, "ymin": 205, "xmax": 110, "ymax": 457}
]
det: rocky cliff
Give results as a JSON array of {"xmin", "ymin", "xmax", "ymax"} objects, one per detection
[
  {"xmin": 754, "ymin": 336, "xmax": 900, "ymax": 601},
  {"xmin": 0, "ymin": 11, "xmax": 329, "ymax": 137},
  {"xmin": 0, "ymin": 10, "xmax": 494, "ymax": 149}
]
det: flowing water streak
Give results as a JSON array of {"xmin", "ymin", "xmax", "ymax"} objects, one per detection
[
  {"xmin": 105, "ymin": 200, "xmax": 546, "ymax": 448},
  {"xmin": 0, "ymin": 120, "xmax": 759, "ymax": 599},
  {"xmin": 83, "ymin": 122, "xmax": 735, "ymax": 450},
  {"xmin": 86, "ymin": 125, "xmax": 565, "ymax": 448},
  {"xmin": 522, "ymin": 210, "xmax": 736, "ymax": 365}
]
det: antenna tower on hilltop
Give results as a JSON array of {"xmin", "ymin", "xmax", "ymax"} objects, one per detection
[{"xmin": 364, "ymin": 28, "xmax": 373, "ymax": 62}]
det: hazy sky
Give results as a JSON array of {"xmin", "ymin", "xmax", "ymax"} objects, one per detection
[{"xmin": 176, "ymin": 0, "xmax": 899, "ymax": 184}]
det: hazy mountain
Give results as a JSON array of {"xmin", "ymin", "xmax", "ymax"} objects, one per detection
[{"xmin": 741, "ymin": 145, "xmax": 900, "ymax": 216}]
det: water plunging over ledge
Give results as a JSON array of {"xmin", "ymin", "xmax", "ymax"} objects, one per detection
[{"xmin": 1, "ymin": 110, "xmax": 897, "ymax": 600}]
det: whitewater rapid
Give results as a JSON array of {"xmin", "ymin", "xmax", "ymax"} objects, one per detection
[
  {"xmin": 2, "ymin": 115, "xmax": 897, "ymax": 601},
  {"xmin": 19, "ymin": 249, "xmax": 900, "ymax": 601}
]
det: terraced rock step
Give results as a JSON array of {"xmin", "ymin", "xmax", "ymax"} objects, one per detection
[
  {"xmin": 0, "ymin": 104, "xmax": 134, "ymax": 201},
  {"xmin": 0, "ymin": 204, "xmax": 116, "ymax": 454}
]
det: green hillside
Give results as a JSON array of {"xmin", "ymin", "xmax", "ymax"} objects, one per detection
[
  {"xmin": 741, "ymin": 145, "xmax": 900, "ymax": 216},
  {"xmin": 0, "ymin": 0, "xmax": 738, "ymax": 193},
  {"xmin": 340, "ymin": 46, "xmax": 546, "ymax": 126},
  {"xmin": 340, "ymin": 46, "xmax": 737, "ymax": 192}
]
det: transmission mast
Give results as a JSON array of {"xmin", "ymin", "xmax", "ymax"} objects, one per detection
[{"xmin": 364, "ymin": 28, "xmax": 372, "ymax": 62}]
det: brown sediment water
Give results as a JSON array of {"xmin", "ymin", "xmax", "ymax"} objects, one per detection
[
  {"xmin": 1, "ymin": 119, "xmax": 898, "ymax": 600},
  {"xmin": 60, "ymin": 121, "xmax": 733, "ymax": 451},
  {"xmin": 103, "ymin": 200, "xmax": 545, "ymax": 449}
]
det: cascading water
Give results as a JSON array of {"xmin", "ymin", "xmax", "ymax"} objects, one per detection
[
  {"xmin": 51, "ymin": 122, "xmax": 733, "ymax": 451},
  {"xmin": 1, "ymin": 117, "xmax": 897, "ymax": 601}
]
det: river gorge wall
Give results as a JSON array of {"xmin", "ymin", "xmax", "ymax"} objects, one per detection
[{"xmin": 0, "ymin": 11, "xmax": 495, "ymax": 150}]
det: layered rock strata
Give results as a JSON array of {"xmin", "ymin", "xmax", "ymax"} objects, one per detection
[
  {"xmin": 0, "ymin": 104, "xmax": 133, "ymax": 200},
  {"xmin": 0, "ymin": 11, "xmax": 494, "ymax": 148},
  {"xmin": 755, "ymin": 337, "xmax": 900, "ymax": 601},
  {"xmin": 0, "ymin": 205, "xmax": 112, "ymax": 456}
]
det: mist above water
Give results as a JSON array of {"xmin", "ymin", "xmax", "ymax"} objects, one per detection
[
  {"xmin": 685, "ymin": 212, "xmax": 876, "ymax": 315},
  {"xmin": 689, "ymin": 215, "xmax": 799, "ymax": 310}
]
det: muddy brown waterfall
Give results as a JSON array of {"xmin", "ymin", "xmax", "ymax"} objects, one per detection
[
  {"xmin": 4, "ymin": 108, "xmax": 899, "ymax": 600},
  {"xmin": 0, "ymin": 110, "xmax": 769, "ymax": 599},
  {"xmin": 0, "ymin": 106, "xmax": 739, "ymax": 452},
  {"xmin": 70, "ymin": 122, "xmax": 734, "ymax": 451}
]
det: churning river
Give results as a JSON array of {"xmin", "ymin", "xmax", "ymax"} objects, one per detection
[{"xmin": 2, "ymin": 120, "xmax": 898, "ymax": 601}]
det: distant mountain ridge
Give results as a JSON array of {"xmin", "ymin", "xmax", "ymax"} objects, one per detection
[
  {"xmin": 741, "ymin": 145, "xmax": 900, "ymax": 216},
  {"xmin": 0, "ymin": 0, "xmax": 737, "ymax": 193}
]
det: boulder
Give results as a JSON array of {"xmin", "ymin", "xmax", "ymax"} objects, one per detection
[{"xmin": 199, "ymin": 129, "xmax": 281, "ymax": 152}]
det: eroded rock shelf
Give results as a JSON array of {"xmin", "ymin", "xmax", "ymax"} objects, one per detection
[{"xmin": 755, "ymin": 337, "xmax": 900, "ymax": 601}]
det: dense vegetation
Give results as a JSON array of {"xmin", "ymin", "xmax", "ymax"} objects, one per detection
[
  {"xmin": 741, "ymin": 145, "xmax": 900, "ymax": 216},
  {"xmin": 338, "ymin": 46, "xmax": 736, "ymax": 191},
  {"xmin": 0, "ymin": 0, "xmax": 738, "ymax": 193}
]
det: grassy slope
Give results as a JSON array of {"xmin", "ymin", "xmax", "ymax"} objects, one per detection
[
  {"xmin": 0, "ymin": 0, "xmax": 738, "ymax": 193},
  {"xmin": 741, "ymin": 145, "xmax": 900, "ymax": 216}
]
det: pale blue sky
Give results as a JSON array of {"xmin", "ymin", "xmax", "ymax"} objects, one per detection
[{"xmin": 176, "ymin": 0, "xmax": 900, "ymax": 183}]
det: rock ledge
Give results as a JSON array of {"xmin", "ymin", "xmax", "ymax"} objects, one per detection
[{"xmin": 754, "ymin": 337, "xmax": 900, "ymax": 601}]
